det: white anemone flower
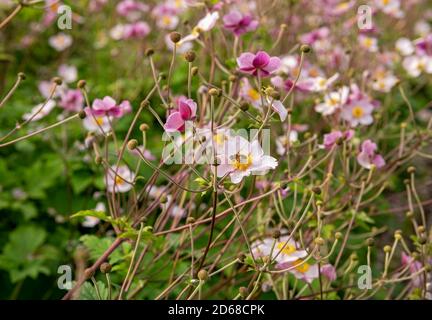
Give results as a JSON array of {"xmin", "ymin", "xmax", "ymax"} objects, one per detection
[
  {"xmin": 216, "ymin": 136, "xmax": 277, "ymax": 184},
  {"xmin": 403, "ymin": 55, "xmax": 432, "ymax": 78},
  {"xmin": 23, "ymin": 99, "xmax": 56, "ymax": 122},
  {"xmin": 58, "ymin": 64, "xmax": 78, "ymax": 83},
  {"xmin": 105, "ymin": 165, "xmax": 135, "ymax": 193},
  {"xmin": 395, "ymin": 38, "xmax": 415, "ymax": 56},
  {"xmin": 315, "ymin": 86, "xmax": 349, "ymax": 116},
  {"xmin": 178, "ymin": 12, "xmax": 219, "ymax": 44},
  {"xmin": 49, "ymin": 33, "xmax": 73, "ymax": 51}
]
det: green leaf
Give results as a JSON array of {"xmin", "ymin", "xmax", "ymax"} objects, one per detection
[
  {"xmin": 70, "ymin": 210, "xmax": 109, "ymax": 221},
  {"xmin": 0, "ymin": 225, "xmax": 52, "ymax": 283},
  {"xmin": 80, "ymin": 235, "xmax": 126, "ymax": 265},
  {"xmin": 79, "ymin": 281, "xmax": 109, "ymax": 300},
  {"xmin": 355, "ymin": 211, "xmax": 375, "ymax": 224}
]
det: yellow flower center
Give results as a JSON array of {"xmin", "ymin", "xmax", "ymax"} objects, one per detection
[
  {"xmin": 318, "ymin": 78, "xmax": 327, "ymax": 87},
  {"xmin": 329, "ymin": 97, "xmax": 339, "ymax": 106},
  {"xmin": 418, "ymin": 61, "xmax": 426, "ymax": 71},
  {"xmin": 115, "ymin": 176, "xmax": 125, "ymax": 185},
  {"xmin": 336, "ymin": 2, "xmax": 350, "ymax": 10},
  {"xmin": 192, "ymin": 27, "xmax": 202, "ymax": 37},
  {"xmin": 308, "ymin": 68, "xmax": 319, "ymax": 78},
  {"xmin": 363, "ymin": 37, "xmax": 373, "ymax": 48},
  {"xmin": 57, "ymin": 36, "xmax": 65, "ymax": 45},
  {"xmin": 351, "ymin": 106, "xmax": 364, "ymax": 118},
  {"xmin": 231, "ymin": 153, "xmax": 252, "ymax": 171},
  {"xmin": 276, "ymin": 242, "xmax": 296, "ymax": 255},
  {"xmin": 293, "ymin": 259, "xmax": 310, "ymax": 273},
  {"xmin": 378, "ymin": 81, "xmax": 386, "ymax": 90},
  {"xmin": 214, "ymin": 133, "xmax": 226, "ymax": 146},
  {"xmin": 382, "ymin": 0, "xmax": 390, "ymax": 5},
  {"xmin": 95, "ymin": 117, "xmax": 104, "ymax": 126},
  {"xmin": 248, "ymin": 88, "xmax": 260, "ymax": 101},
  {"xmin": 50, "ymin": 2, "xmax": 59, "ymax": 13},
  {"xmin": 162, "ymin": 16, "xmax": 172, "ymax": 26}
]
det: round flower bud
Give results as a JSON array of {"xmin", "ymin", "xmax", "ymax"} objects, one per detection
[
  {"xmin": 77, "ymin": 80, "xmax": 86, "ymax": 89},
  {"xmin": 139, "ymin": 123, "xmax": 149, "ymax": 131},
  {"xmin": 94, "ymin": 156, "xmax": 103, "ymax": 165},
  {"xmin": 335, "ymin": 232, "xmax": 342, "ymax": 240},
  {"xmin": 300, "ymin": 44, "xmax": 311, "ymax": 53},
  {"xmin": 418, "ymin": 225, "xmax": 426, "ymax": 233},
  {"xmin": 18, "ymin": 72, "xmax": 26, "ymax": 80},
  {"xmin": 197, "ymin": 269, "xmax": 208, "ymax": 281},
  {"xmin": 272, "ymin": 229, "xmax": 281, "ymax": 239},
  {"xmin": 127, "ymin": 139, "xmax": 138, "ymax": 150},
  {"xmin": 400, "ymin": 122, "xmax": 407, "ymax": 129},
  {"xmin": 191, "ymin": 66, "xmax": 199, "ymax": 76},
  {"xmin": 100, "ymin": 262, "xmax": 112, "ymax": 274},
  {"xmin": 240, "ymin": 102, "xmax": 249, "ymax": 111},
  {"xmin": 78, "ymin": 110, "xmax": 87, "ymax": 119},
  {"xmin": 366, "ymin": 238, "xmax": 375, "ymax": 247},
  {"xmin": 403, "ymin": 179, "xmax": 410, "ymax": 185},
  {"xmin": 394, "ymin": 233, "xmax": 402, "ymax": 240},
  {"xmin": 159, "ymin": 194, "xmax": 167, "ymax": 204},
  {"xmin": 406, "ymin": 211, "xmax": 414, "ymax": 218},
  {"xmin": 383, "ymin": 245, "xmax": 392, "ymax": 253},
  {"xmin": 407, "ymin": 166, "xmax": 416, "ymax": 174},
  {"xmin": 169, "ymin": 32, "xmax": 181, "ymax": 43},
  {"xmin": 52, "ymin": 77, "xmax": 63, "ymax": 85},
  {"xmin": 208, "ymin": 88, "xmax": 220, "ymax": 96},
  {"xmin": 186, "ymin": 217, "xmax": 195, "ymax": 224},
  {"xmin": 239, "ymin": 287, "xmax": 249, "ymax": 298},
  {"xmin": 314, "ymin": 237, "xmax": 325, "ymax": 246},
  {"xmin": 350, "ymin": 253, "xmax": 358, "ymax": 261},
  {"xmin": 184, "ymin": 50, "xmax": 196, "ymax": 62},
  {"xmin": 312, "ymin": 186, "xmax": 322, "ymax": 194},
  {"xmin": 229, "ymin": 75, "xmax": 237, "ymax": 82},
  {"xmin": 145, "ymin": 48, "xmax": 155, "ymax": 57}
]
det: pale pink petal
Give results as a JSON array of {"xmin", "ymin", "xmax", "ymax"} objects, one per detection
[{"xmin": 164, "ymin": 112, "xmax": 185, "ymax": 132}]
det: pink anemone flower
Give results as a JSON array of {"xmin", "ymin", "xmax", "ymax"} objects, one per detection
[
  {"xmin": 164, "ymin": 97, "xmax": 197, "ymax": 132},
  {"xmin": 92, "ymin": 96, "xmax": 122, "ymax": 118},
  {"xmin": 357, "ymin": 139, "xmax": 386, "ymax": 169},
  {"xmin": 223, "ymin": 10, "xmax": 258, "ymax": 36},
  {"xmin": 237, "ymin": 51, "xmax": 281, "ymax": 77}
]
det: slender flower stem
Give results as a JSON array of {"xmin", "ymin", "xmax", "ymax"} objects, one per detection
[
  {"xmin": 0, "ymin": 113, "xmax": 79, "ymax": 148},
  {"xmin": 0, "ymin": 3, "xmax": 22, "ymax": 31}
]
